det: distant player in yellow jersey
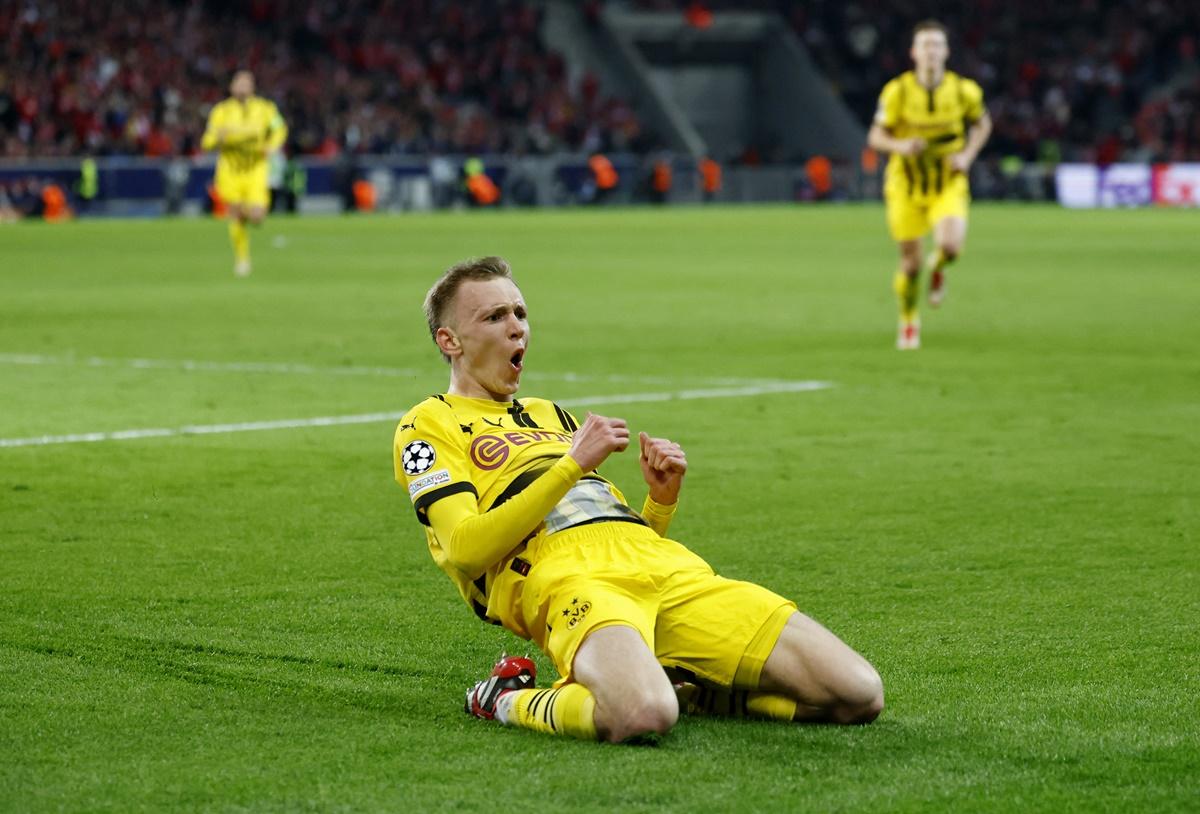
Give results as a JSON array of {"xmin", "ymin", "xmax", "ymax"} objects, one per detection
[
  {"xmin": 201, "ymin": 71, "xmax": 287, "ymax": 277},
  {"xmin": 867, "ymin": 21, "xmax": 992, "ymax": 349},
  {"xmin": 393, "ymin": 256, "xmax": 883, "ymax": 743}
]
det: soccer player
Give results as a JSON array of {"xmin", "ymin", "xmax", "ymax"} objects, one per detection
[
  {"xmin": 200, "ymin": 71, "xmax": 288, "ymax": 277},
  {"xmin": 393, "ymin": 257, "xmax": 884, "ymax": 743},
  {"xmin": 867, "ymin": 20, "xmax": 992, "ymax": 349}
]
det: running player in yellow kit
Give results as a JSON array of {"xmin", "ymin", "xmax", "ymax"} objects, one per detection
[
  {"xmin": 201, "ymin": 71, "xmax": 287, "ymax": 277},
  {"xmin": 868, "ymin": 20, "xmax": 992, "ymax": 349},
  {"xmin": 393, "ymin": 256, "xmax": 884, "ymax": 743}
]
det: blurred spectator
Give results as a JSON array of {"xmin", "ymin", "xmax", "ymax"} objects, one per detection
[
  {"xmin": 586, "ymin": 152, "xmax": 619, "ymax": 203},
  {"xmin": 162, "ymin": 155, "xmax": 190, "ymax": 214},
  {"xmin": 804, "ymin": 155, "xmax": 833, "ymax": 200},
  {"xmin": 698, "ymin": 156, "xmax": 721, "ymax": 201},
  {"xmin": 462, "ymin": 156, "xmax": 500, "ymax": 206},
  {"xmin": 649, "ymin": 155, "xmax": 672, "ymax": 203},
  {"xmin": 75, "ymin": 155, "xmax": 99, "ymax": 213}
]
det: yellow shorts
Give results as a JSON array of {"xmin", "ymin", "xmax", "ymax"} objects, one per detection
[
  {"xmin": 215, "ymin": 162, "xmax": 269, "ymax": 209},
  {"xmin": 885, "ymin": 171, "xmax": 970, "ymax": 242},
  {"xmin": 520, "ymin": 522, "xmax": 797, "ymax": 690}
]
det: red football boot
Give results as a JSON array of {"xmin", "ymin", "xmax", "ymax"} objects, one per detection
[
  {"xmin": 897, "ymin": 316, "xmax": 921, "ymax": 350},
  {"xmin": 464, "ymin": 654, "xmax": 537, "ymax": 720}
]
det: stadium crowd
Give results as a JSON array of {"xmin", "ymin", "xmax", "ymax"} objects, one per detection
[
  {"xmin": 3, "ymin": 0, "xmax": 1197, "ymax": 166},
  {"xmin": 0, "ymin": 0, "xmax": 645, "ymax": 159}
]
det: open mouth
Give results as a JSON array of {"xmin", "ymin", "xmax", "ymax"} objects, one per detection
[{"xmin": 510, "ymin": 348, "xmax": 525, "ymax": 372}]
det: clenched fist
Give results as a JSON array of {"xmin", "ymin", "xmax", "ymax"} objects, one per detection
[
  {"xmin": 639, "ymin": 431, "xmax": 686, "ymax": 506},
  {"xmin": 567, "ymin": 412, "xmax": 630, "ymax": 473}
]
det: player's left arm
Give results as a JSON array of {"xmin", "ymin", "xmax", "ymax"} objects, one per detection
[
  {"xmin": 638, "ymin": 431, "xmax": 686, "ymax": 536},
  {"xmin": 950, "ymin": 80, "xmax": 992, "ymax": 173},
  {"xmin": 263, "ymin": 102, "xmax": 288, "ymax": 155}
]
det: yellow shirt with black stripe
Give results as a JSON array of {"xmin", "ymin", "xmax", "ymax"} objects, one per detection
[
  {"xmin": 874, "ymin": 70, "xmax": 985, "ymax": 202},
  {"xmin": 201, "ymin": 96, "xmax": 287, "ymax": 175},
  {"xmin": 393, "ymin": 394, "xmax": 677, "ymax": 638}
]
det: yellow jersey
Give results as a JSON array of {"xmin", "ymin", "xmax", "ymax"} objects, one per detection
[
  {"xmin": 201, "ymin": 96, "xmax": 287, "ymax": 174},
  {"xmin": 874, "ymin": 70, "xmax": 985, "ymax": 200},
  {"xmin": 393, "ymin": 393, "xmax": 674, "ymax": 637}
]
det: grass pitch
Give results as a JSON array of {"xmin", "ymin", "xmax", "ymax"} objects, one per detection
[{"xmin": 1, "ymin": 205, "xmax": 1197, "ymax": 812}]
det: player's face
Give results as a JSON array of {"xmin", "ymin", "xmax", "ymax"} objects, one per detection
[
  {"xmin": 445, "ymin": 278, "xmax": 529, "ymax": 401},
  {"xmin": 910, "ymin": 30, "xmax": 949, "ymax": 75},
  {"xmin": 230, "ymin": 72, "xmax": 255, "ymax": 100}
]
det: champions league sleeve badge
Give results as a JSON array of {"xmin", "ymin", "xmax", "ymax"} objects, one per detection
[{"xmin": 402, "ymin": 440, "xmax": 437, "ymax": 475}]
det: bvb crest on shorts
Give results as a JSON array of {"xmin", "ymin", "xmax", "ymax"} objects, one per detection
[{"xmin": 564, "ymin": 597, "xmax": 592, "ymax": 630}]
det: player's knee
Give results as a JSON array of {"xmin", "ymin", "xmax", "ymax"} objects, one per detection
[
  {"xmin": 836, "ymin": 664, "xmax": 884, "ymax": 724},
  {"xmin": 605, "ymin": 685, "xmax": 678, "ymax": 743},
  {"xmin": 939, "ymin": 243, "xmax": 960, "ymax": 262}
]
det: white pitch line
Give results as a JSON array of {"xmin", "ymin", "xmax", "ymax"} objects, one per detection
[
  {"xmin": 0, "ymin": 352, "xmax": 794, "ymax": 388},
  {"xmin": 0, "ymin": 381, "xmax": 831, "ymax": 449}
]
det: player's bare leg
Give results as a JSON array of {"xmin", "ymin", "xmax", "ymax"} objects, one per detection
[
  {"xmin": 757, "ymin": 612, "xmax": 884, "ymax": 724},
  {"xmin": 572, "ymin": 625, "xmax": 679, "ymax": 743},
  {"xmin": 245, "ymin": 205, "xmax": 266, "ymax": 226},
  {"xmin": 928, "ymin": 215, "xmax": 966, "ymax": 307},
  {"xmin": 894, "ymin": 238, "xmax": 922, "ymax": 349}
]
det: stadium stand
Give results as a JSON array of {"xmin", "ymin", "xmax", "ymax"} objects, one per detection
[
  {"xmin": 2, "ymin": 0, "xmax": 1198, "ymax": 214},
  {"xmin": 4, "ymin": 0, "xmax": 1197, "ymax": 163},
  {"xmin": 0, "ymin": 0, "xmax": 645, "ymax": 158}
]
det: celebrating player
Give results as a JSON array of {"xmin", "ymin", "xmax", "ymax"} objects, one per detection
[
  {"xmin": 393, "ymin": 256, "xmax": 883, "ymax": 743},
  {"xmin": 867, "ymin": 20, "xmax": 992, "ymax": 349},
  {"xmin": 201, "ymin": 70, "xmax": 288, "ymax": 277}
]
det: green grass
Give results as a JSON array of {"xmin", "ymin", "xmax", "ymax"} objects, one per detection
[{"xmin": 1, "ymin": 205, "xmax": 1197, "ymax": 812}]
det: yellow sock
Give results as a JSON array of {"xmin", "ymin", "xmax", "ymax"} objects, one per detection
[
  {"xmin": 678, "ymin": 684, "xmax": 798, "ymax": 722},
  {"xmin": 498, "ymin": 683, "xmax": 598, "ymax": 740},
  {"xmin": 228, "ymin": 220, "xmax": 250, "ymax": 263},
  {"xmin": 893, "ymin": 269, "xmax": 919, "ymax": 322}
]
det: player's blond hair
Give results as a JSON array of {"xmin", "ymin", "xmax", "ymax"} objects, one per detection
[
  {"xmin": 423, "ymin": 256, "xmax": 516, "ymax": 362},
  {"xmin": 912, "ymin": 19, "xmax": 948, "ymax": 41}
]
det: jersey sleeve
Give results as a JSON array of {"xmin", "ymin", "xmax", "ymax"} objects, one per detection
[
  {"xmin": 394, "ymin": 401, "xmax": 478, "ymax": 523},
  {"xmin": 874, "ymin": 78, "xmax": 903, "ymax": 130},
  {"xmin": 960, "ymin": 78, "xmax": 986, "ymax": 124},
  {"xmin": 200, "ymin": 103, "xmax": 224, "ymax": 151},
  {"xmin": 640, "ymin": 495, "xmax": 678, "ymax": 537},
  {"xmin": 395, "ymin": 399, "xmax": 585, "ymax": 580}
]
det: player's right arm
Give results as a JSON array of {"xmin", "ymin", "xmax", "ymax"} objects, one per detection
[
  {"xmin": 423, "ymin": 459, "xmax": 582, "ymax": 578},
  {"xmin": 397, "ymin": 408, "xmax": 628, "ymax": 579},
  {"xmin": 867, "ymin": 78, "xmax": 925, "ymax": 157},
  {"xmin": 200, "ymin": 103, "xmax": 226, "ymax": 152}
]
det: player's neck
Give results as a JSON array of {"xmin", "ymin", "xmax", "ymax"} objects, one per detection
[
  {"xmin": 447, "ymin": 372, "xmax": 515, "ymax": 404},
  {"xmin": 916, "ymin": 66, "xmax": 944, "ymax": 88}
]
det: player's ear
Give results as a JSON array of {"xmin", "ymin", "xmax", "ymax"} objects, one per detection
[{"xmin": 435, "ymin": 326, "xmax": 461, "ymax": 358}]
